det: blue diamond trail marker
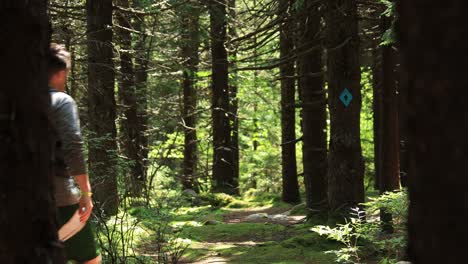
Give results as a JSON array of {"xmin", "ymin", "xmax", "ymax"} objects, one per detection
[{"xmin": 339, "ymin": 88, "xmax": 353, "ymax": 107}]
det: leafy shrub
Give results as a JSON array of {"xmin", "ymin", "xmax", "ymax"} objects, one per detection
[{"xmin": 312, "ymin": 190, "xmax": 408, "ymax": 264}]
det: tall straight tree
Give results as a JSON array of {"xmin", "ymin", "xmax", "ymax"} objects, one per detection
[
  {"xmin": 210, "ymin": 0, "xmax": 237, "ymax": 194},
  {"xmin": 115, "ymin": 0, "xmax": 145, "ymax": 197},
  {"xmin": 372, "ymin": 45, "xmax": 383, "ymax": 190},
  {"xmin": 380, "ymin": 15, "xmax": 400, "ymax": 193},
  {"xmin": 87, "ymin": 0, "xmax": 119, "ymax": 215},
  {"xmin": 298, "ymin": 1, "xmax": 328, "ymax": 210},
  {"xmin": 398, "ymin": 1, "xmax": 468, "ymax": 262},
  {"xmin": 325, "ymin": 0, "xmax": 365, "ymax": 211},
  {"xmin": 0, "ymin": 1, "xmax": 65, "ymax": 262},
  {"xmin": 180, "ymin": 1, "xmax": 201, "ymax": 191},
  {"xmin": 228, "ymin": 0, "xmax": 240, "ymax": 190},
  {"xmin": 376, "ymin": 14, "xmax": 400, "ymax": 232},
  {"xmin": 133, "ymin": 0, "xmax": 150, "ymax": 194},
  {"xmin": 279, "ymin": 0, "xmax": 300, "ymax": 204}
]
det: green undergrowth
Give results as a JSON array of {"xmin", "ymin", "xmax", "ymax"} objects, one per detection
[
  {"xmin": 198, "ymin": 191, "xmax": 291, "ymax": 209},
  {"xmin": 181, "ymin": 223, "xmax": 288, "ymax": 242},
  {"xmin": 181, "ymin": 223, "xmax": 340, "ymax": 263},
  {"xmin": 126, "ymin": 192, "xmax": 364, "ymax": 263}
]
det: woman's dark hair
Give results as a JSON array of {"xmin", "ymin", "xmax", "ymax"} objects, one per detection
[{"xmin": 48, "ymin": 43, "xmax": 71, "ymax": 78}]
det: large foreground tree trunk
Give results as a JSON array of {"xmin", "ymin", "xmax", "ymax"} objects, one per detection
[
  {"xmin": 180, "ymin": 2, "xmax": 201, "ymax": 191},
  {"xmin": 0, "ymin": 1, "xmax": 65, "ymax": 262},
  {"xmin": 325, "ymin": 0, "xmax": 364, "ymax": 212},
  {"xmin": 398, "ymin": 1, "xmax": 468, "ymax": 262},
  {"xmin": 298, "ymin": 1, "xmax": 328, "ymax": 211},
  {"xmin": 87, "ymin": 0, "xmax": 119, "ymax": 215},
  {"xmin": 279, "ymin": 0, "xmax": 300, "ymax": 204},
  {"xmin": 210, "ymin": 0, "xmax": 237, "ymax": 194}
]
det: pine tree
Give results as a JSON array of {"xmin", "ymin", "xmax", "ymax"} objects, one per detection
[
  {"xmin": 298, "ymin": 1, "xmax": 328, "ymax": 210},
  {"xmin": 399, "ymin": 0, "xmax": 468, "ymax": 262},
  {"xmin": 86, "ymin": 0, "xmax": 119, "ymax": 215},
  {"xmin": 0, "ymin": 1, "xmax": 65, "ymax": 262},
  {"xmin": 279, "ymin": 0, "xmax": 300, "ymax": 204},
  {"xmin": 325, "ymin": 0, "xmax": 365, "ymax": 212},
  {"xmin": 210, "ymin": 0, "xmax": 237, "ymax": 194}
]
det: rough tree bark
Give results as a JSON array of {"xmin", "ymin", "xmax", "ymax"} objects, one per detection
[
  {"xmin": 298, "ymin": 1, "xmax": 328, "ymax": 210},
  {"xmin": 379, "ymin": 15, "xmax": 400, "ymax": 232},
  {"xmin": 210, "ymin": 0, "xmax": 237, "ymax": 194},
  {"xmin": 180, "ymin": 2, "xmax": 201, "ymax": 191},
  {"xmin": 398, "ymin": 1, "xmax": 468, "ymax": 262},
  {"xmin": 86, "ymin": 0, "xmax": 119, "ymax": 215},
  {"xmin": 228, "ymin": 0, "xmax": 240, "ymax": 193},
  {"xmin": 133, "ymin": 0, "xmax": 150, "ymax": 196},
  {"xmin": 279, "ymin": 0, "xmax": 300, "ymax": 204},
  {"xmin": 325, "ymin": 0, "xmax": 365, "ymax": 212},
  {"xmin": 115, "ymin": 0, "xmax": 145, "ymax": 197},
  {"xmin": 0, "ymin": 1, "xmax": 65, "ymax": 262}
]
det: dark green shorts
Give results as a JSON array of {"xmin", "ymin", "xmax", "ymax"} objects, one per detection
[{"xmin": 57, "ymin": 204, "xmax": 100, "ymax": 262}]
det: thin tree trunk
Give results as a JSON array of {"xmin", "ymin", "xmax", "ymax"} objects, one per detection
[
  {"xmin": 372, "ymin": 47, "xmax": 383, "ymax": 191},
  {"xmin": 228, "ymin": 0, "xmax": 240, "ymax": 192},
  {"xmin": 210, "ymin": 0, "xmax": 237, "ymax": 195},
  {"xmin": 0, "ymin": 1, "xmax": 65, "ymax": 262},
  {"xmin": 279, "ymin": 0, "xmax": 300, "ymax": 204},
  {"xmin": 379, "ymin": 15, "xmax": 400, "ymax": 232},
  {"xmin": 398, "ymin": 1, "xmax": 468, "ymax": 262},
  {"xmin": 298, "ymin": 1, "xmax": 327, "ymax": 210},
  {"xmin": 116, "ymin": 0, "xmax": 145, "ymax": 197},
  {"xmin": 86, "ymin": 0, "xmax": 119, "ymax": 215},
  {"xmin": 325, "ymin": 0, "xmax": 365, "ymax": 212},
  {"xmin": 180, "ymin": 2, "xmax": 201, "ymax": 191},
  {"xmin": 133, "ymin": 0, "xmax": 150, "ymax": 198},
  {"xmin": 398, "ymin": 59, "xmax": 409, "ymax": 189}
]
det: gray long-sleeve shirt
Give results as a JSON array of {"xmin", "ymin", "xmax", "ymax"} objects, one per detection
[{"xmin": 50, "ymin": 89, "xmax": 86, "ymax": 207}]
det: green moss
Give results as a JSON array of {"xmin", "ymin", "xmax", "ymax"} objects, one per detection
[
  {"xmin": 183, "ymin": 240, "xmax": 337, "ymax": 264},
  {"xmin": 281, "ymin": 232, "xmax": 340, "ymax": 251},
  {"xmin": 199, "ymin": 192, "xmax": 237, "ymax": 207},
  {"xmin": 226, "ymin": 243, "xmax": 336, "ymax": 264},
  {"xmin": 181, "ymin": 223, "xmax": 287, "ymax": 242},
  {"xmin": 174, "ymin": 206, "xmax": 226, "ymax": 222},
  {"xmin": 226, "ymin": 200, "xmax": 252, "ymax": 208}
]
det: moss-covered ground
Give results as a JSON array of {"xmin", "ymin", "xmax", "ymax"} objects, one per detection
[{"xmin": 129, "ymin": 194, "xmax": 343, "ymax": 263}]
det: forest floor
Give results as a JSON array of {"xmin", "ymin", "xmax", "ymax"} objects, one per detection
[{"xmin": 131, "ymin": 195, "xmax": 343, "ymax": 264}]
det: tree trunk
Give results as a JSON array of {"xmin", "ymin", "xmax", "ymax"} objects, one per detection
[
  {"xmin": 372, "ymin": 47, "xmax": 383, "ymax": 191},
  {"xmin": 133, "ymin": 0, "xmax": 150, "ymax": 197},
  {"xmin": 325, "ymin": 0, "xmax": 365, "ymax": 212},
  {"xmin": 210, "ymin": 0, "xmax": 237, "ymax": 194},
  {"xmin": 298, "ymin": 1, "xmax": 327, "ymax": 210},
  {"xmin": 279, "ymin": 0, "xmax": 300, "ymax": 204},
  {"xmin": 115, "ymin": 0, "xmax": 145, "ymax": 197},
  {"xmin": 380, "ymin": 16, "xmax": 400, "ymax": 194},
  {"xmin": 86, "ymin": 0, "xmax": 119, "ymax": 216},
  {"xmin": 0, "ymin": 1, "xmax": 65, "ymax": 262},
  {"xmin": 379, "ymin": 15, "xmax": 400, "ymax": 232},
  {"xmin": 398, "ymin": 1, "xmax": 468, "ymax": 262},
  {"xmin": 228, "ymin": 0, "xmax": 240, "ymax": 194},
  {"xmin": 398, "ymin": 60, "xmax": 409, "ymax": 189},
  {"xmin": 180, "ymin": 2, "xmax": 201, "ymax": 192}
]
